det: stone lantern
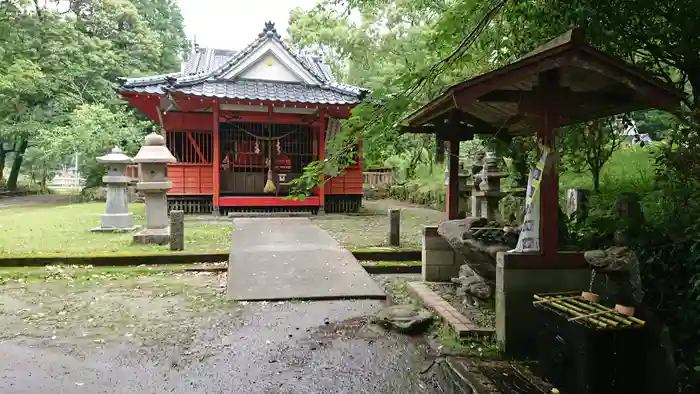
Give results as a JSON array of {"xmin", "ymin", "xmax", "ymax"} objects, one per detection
[
  {"xmin": 132, "ymin": 133, "xmax": 176, "ymax": 244},
  {"xmin": 91, "ymin": 147, "xmax": 138, "ymax": 232},
  {"xmin": 473, "ymin": 151, "xmax": 507, "ymax": 220}
]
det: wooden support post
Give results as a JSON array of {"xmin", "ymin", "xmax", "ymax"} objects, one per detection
[
  {"xmin": 446, "ymin": 139, "xmax": 460, "ymax": 220},
  {"xmin": 539, "ymin": 135, "xmax": 559, "ymax": 257},
  {"xmin": 536, "ymin": 70, "xmax": 561, "ymax": 258},
  {"xmin": 169, "ymin": 210, "xmax": 184, "ymax": 251},
  {"xmin": 388, "ymin": 208, "xmax": 401, "ymax": 246},
  {"xmin": 318, "ymin": 108, "xmax": 326, "ymax": 214},
  {"xmin": 212, "ymin": 101, "xmax": 220, "ymax": 214}
]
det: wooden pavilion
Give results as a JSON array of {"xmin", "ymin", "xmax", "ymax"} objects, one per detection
[
  {"xmin": 402, "ymin": 28, "xmax": 684, "ymax": 262},
  {"xmin": 119, "ymin": 22, "xmax": 368, "ymax": 214},
  {"xmin": 402, "ymin": 28, "xmax": 685, "ymax": 355}
]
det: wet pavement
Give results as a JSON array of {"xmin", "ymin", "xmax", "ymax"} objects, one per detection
[
  {"xmin": 227, "ymin": 218, "xmax": 385, "ymax": 301},
  {"xmin": 0, "ymin": 299, "xmax": 435, "ymax": 394}
]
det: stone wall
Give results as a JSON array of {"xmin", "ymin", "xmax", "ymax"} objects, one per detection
[
  {"xmin": 495, "ymin": 252, "xmax": 590, "ymax": 357},
  {"xmin": 422, "ymin": 225, "xmax": 460, "ymax": 282}
]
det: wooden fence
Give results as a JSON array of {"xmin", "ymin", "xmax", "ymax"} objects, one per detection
[{"xmin": 363, "ymin": 169, "xmax": 395, "ymax": 188}]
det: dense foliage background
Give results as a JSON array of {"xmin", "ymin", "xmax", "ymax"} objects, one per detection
[{"xmin": 0, "ymin": 0, "xmax": 187, "ymax": 189}]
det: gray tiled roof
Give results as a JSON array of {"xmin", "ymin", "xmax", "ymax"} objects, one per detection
[
  {"xmin": 120, "ymin": 22, "xmax": 367, "ymax": 104},
  {"xmin": 183, "ymin": 47, "xmax": 238, "ymax": 75},
  {"xmin": 126, "ymin": 80, "xmax": 360, "ymax": 104}
]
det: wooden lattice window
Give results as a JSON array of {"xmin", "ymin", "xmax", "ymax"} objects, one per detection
[{"xmin": 167, "ymin": 130, "xmax": 212, "ymax": 164}]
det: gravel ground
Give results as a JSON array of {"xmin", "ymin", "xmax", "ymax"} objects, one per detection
[{"xmin": 0, "ymin": 269, "xmax": 437, "ymax": 394}]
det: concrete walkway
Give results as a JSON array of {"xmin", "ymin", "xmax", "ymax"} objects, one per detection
[{"xmin": 227, "ymin": 218, "xmax": 386, "ymax": 301}]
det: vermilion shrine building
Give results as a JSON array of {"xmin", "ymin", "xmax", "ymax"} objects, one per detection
[{"xmin": 119, "ymin": 22, "xmax": 367, "ymax": 214}]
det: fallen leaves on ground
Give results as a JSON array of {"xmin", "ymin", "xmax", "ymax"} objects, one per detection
[{"xmin": 0, "ymin": 267, "xmax": 239, "ymax": 347}]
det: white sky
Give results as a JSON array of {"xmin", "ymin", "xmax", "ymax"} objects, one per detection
[{"xmin": 177, "ymin": 0, "xmax": 320, "ymax": 50}]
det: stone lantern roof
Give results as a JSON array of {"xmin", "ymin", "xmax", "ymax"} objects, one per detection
[
  {"xmin": 133, "ymin": 133, "xmax": 176, "ymax": 164},
  {"xmin": 97, "ymin": 147, "xmax": 133, "ymax": 164}
]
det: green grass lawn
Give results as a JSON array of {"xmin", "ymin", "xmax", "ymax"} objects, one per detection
[
  {"xmin": 0, "ymin": 203, "xmax": 232, "ymax": 255},
  {"xmin": 313, "ymin": 199, "xmax": 445, "ymax": 248}
]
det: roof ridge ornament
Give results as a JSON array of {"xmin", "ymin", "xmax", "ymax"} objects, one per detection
[
  {"xmin": 165, "ymin": 75, "xmax": 177, "ymax": 86},
  {"xmin": 259, "ymin": 21, "xmax": 281, "ymax": 39}
]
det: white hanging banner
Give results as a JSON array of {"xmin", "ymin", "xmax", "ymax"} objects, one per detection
[{"xmin": 512, "ymin": 145, "xmax": 551, "ymax": 253}]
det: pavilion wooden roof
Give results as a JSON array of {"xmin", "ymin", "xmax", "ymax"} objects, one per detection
[{"xmin": 402, "ymin": 28, "xmax": 685, "ymax": 137}]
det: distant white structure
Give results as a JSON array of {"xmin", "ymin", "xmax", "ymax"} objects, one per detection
[
  {"xmin": 620, "ymin": 118, "xmax": 652, "ymax": 146},
  {"xmin": 48, "ymin": 153, "xmax": 85, "ymax": 191}
]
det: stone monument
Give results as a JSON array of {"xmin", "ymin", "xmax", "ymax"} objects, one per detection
[
  {"xmin": 457, "ymin": 160, "xmax": 471, "ymax": 218},
  {"xmin": 472, "ymin": 151, "xmax": 507, "ymax": 220},
  {"xmin": 566, "ymin": 188, "xmax": 589, "ymax": 220},
  {"xmin": 91, "ymin": 147, "xmax": 138, "ymax": 232},
  {"xmin": 169, "ymin": 210, "xmax": 185, "ymax": 251},
  {"xmin": 388, "ymin": 208, "xmax": 401, "ymax": 246},
  {"xmin": 470, "ymin": 151, "xmax": 485, "ymax": 217},
  {"xmin": 132, "ymin": 133, "xmax": 176, "ymax": 245}
]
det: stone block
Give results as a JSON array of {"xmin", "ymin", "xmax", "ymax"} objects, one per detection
[
  {"xmin": 422, "ymin": 249, "xmax": 459, "ymax": 282},
  {"xmin": 388, "ymin": 208, "xmax": 401, "ymax": 246},
  {"xmin": 422, "ymin": 226, "xmax": 452, "ymax": 250},
  {"xmin": 495, "ymin": 261, "xmax": 590, "ymax": 357},
  {"xmin": 423, "ymin": 249, "xmax": 456, "ymax": 266},
  {"xmin": 169, "ymin": 210, "xmax": 184, "ymax": 251},
  {"xmin": 133, "ymin": 227, "xmax": 171, "ymax": 245},
  {"xmin": 91, "ymin": 213, "xmax": 138, "ymax": 233},
  {"xmin": 422, "ymin": 264, "xmax": 443, "ymax": 282},
  {"xmin": 422, "ymin": 225, "xmax": 461, "ymax": 282}
]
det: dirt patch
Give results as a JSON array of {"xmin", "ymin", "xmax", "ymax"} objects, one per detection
[
  {"xmin": 425, "ymin": 282, "xmax": 496, "ymax": 329},
  {"xmin": 0, "ymin": 267, "xmax": 238, "ymax": 349},
  {"xmin": 313, "ymin": 199, "xmax": 445, "ymax": 248},
  {"xmin": 0, "ymin": 194, "xmax": 74, "ymax": 209}
]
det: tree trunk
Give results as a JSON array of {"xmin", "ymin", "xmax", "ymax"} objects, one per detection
[
  {"xmin": 6, "ymin": 138, "xmax": 28, "ymax": 190},
  {"xmin": 0, "ymin": 147, "xmax": 5, "ymax": 184},
  {"xmin": 592, "ymin": 168, "xmax": 601, "ymax": 193}
]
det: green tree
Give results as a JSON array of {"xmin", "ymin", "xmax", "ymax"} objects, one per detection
[
  {"xmin": 0, "ymin": 0, "xmax": 187, "ymax": 190},
  {"xmin": 559, "ymin": 118, "xmax": 624, "ymax": 192},
  {"xmin": 286, "ymin": 0, "xmax": 499, "ymax": 195}
]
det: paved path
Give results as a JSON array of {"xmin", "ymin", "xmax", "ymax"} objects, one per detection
[
  {"xmin": 0, "ymin": 300, "xmax": 435, "ymax": 394},
  {"xmin": 227, "ymin": 218, "xmax": 386, "ymax": 301}
]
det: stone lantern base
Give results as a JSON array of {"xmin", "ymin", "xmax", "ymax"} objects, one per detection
[
  {"xmin": 91, "ymin": 213, "xmax": 139, "ymax": 233},
  {"xmin": 133, "ymin": 227, "xmax": 171, "ymax": 245}
]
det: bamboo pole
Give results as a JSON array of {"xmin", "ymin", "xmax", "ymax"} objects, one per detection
[
  {"xmin": 533, "ymin": 293, "xmax": 645, "ymax": 327},
  {"xmin": 556, "ymin": 299, "xmax": 621, "ymax": 326},
  {"xmin": 533, "ymin": 295, "xmax": 582, "ymax": 304},
  {"xmin": 533, "ymin": 294, "xmax": 609, "ymax": 328},
  {"xmin": 568, "ymin": 310, "xmax": 614, "ymax": 322}
]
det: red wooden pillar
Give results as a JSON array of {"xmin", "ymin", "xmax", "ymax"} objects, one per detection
[
  {"xmin": 212, "ymin": 100, "xmax": 220, "ymax": 212},
  {"xmin": 536, "ymin": 70, "xmax": 561, "ymax": 257},
  {"xmin": 538, "ymin": 120, "xmax": 558, "ymax": 257},
  {"xmin": 446, "ymin": 139, "xmax": 460, "ymax": 220},
  {"xmin": 318, "ymin": 108, "xmax": 326, "ymax": 212}
]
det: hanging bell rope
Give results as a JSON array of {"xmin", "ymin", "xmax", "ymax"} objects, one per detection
[
  {"xmin": 229, "ymin": 124, "xmax": 300, "ymax": 194},
  {"xmin": 263, "ymin": 139, "xmax": 276, "ymax": 194},
  {"xmin": 231, "ymin": 124, "xmax": 300, "ymax": 142}
]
